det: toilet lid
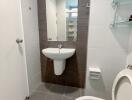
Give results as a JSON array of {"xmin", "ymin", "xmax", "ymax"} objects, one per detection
[{"xmin": 112, "ymin": 69, "xmax": 132, "ymax": 100}]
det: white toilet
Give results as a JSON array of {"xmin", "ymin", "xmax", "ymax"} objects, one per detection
[{"xmin": 76, "ymin": 68, "xmax": 132, "ymax": 100}]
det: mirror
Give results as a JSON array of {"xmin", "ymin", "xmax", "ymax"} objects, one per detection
[{"xmin": 46, "ymin": 0, "xmax": 78, "ymax": 41}]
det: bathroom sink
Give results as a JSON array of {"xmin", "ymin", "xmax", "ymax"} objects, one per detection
[
  {"xmin": 42, "ymin": 48, "xmax": 75, "ymax": 60},
  {"xmin": 42, "ymin": 48, "xmax": 75, "ymax": 75}
]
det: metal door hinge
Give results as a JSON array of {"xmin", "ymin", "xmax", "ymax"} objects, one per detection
[{"xmin": 16, "ymin": 38, "xmax": 23, "ymax": 44}]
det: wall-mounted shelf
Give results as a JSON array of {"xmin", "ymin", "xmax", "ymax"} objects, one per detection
[
  {"xmin": 111, "ymin": 21, "xmax": 132, "ymax": 27},
  {"xmin": 111, "ymin": 1, "xmax": 132, "ymax": 27},
  {"xmin": 112, "ymin": 0, "xmax": 132, "ymax": 6}
]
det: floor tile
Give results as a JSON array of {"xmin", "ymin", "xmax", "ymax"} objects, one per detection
[
  {"xmin": 79, "ymin": 88, "xmax": 87, "ymax": 96},
  {"xmin": 29, "ymin": 92, "xmax": 46, "ymax": 100},
  {"xmin": 62, "ymin": 96, "xmax": 74, "ymax": 100},
  {"xmin": 64, "ymin": 86, "xmax": 82, "ymax": 99},
  {"xmin": 44, "ymin": 92, "xmax": 62, "ymax": 100},
  {"xmin": 36, "ymin": 83, "xmax": 52, "ymax": 93},
  {"xmin": 48, "ymin": 84, "xmax": 66, "ymax": 95},
  {"xmin": 30, "ymin": 82, "xmax": 83, "ymax": 100}
]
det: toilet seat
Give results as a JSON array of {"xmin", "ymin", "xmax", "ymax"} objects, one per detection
[
  {"xmin": 76, "ymin": 69, "xmax": 132, "ymax": 100},
  {"xmin": 112, "ymin": 69, "xmax": 132, "ymax": 100}
]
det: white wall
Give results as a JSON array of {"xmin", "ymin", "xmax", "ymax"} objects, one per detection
[
  {"xmin": 127, "ymin": 28, "xmax": 132, "ymax": 65},
  {"xmin": 46, "ymin": 0, "xmax": 66, "ymax": 41},
  {"xmin": 85, "ymin": 0, "xmax": 132, "ymax": 100},
  {"xmin": 127, "ymin": 32, "xmax": 132, "ymax": 65},
  {"xmin": 21, "ymin": 0, "xmax": 41, "ymax": 95},
  {"xmin": 46, "ymin": 0, "xmax": 58, "ymax": 41},
  {"xmin": 125, "ymin": 3, "xmax": 132, "ymax": 66},
  {"xmin": 56, "ymin": 0, "xmax": 67, "ymax": 41}
]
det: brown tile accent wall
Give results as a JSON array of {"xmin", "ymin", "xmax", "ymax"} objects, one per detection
[{"xmin": 37, "ymin": 0, "xmax": 90, "ymax": 88}]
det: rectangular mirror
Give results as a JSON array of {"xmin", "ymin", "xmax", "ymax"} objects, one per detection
[{"xmin": 46, "ymin": 0, "xmax": 78, "ymax": 41}]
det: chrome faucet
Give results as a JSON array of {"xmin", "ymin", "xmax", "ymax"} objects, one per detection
[{"xmin": 58, "ymin": 44, "xmax": 63, "ymax": 49}]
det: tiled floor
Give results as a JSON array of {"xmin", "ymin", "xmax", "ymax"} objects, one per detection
[{"xmin": 29, "ymin": 83, "xmax": 84, "ymax": 100}]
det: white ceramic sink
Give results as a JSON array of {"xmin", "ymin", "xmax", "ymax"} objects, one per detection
[
  {"xmin": 42, "ymin": 48, "xmax": 75, "ymax": 75},
  {"xmin": 42, "ymin": 48, "xmax": 75, "ymax": 60}
]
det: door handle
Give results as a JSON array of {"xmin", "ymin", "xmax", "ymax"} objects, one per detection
[{"xmin": 16, "ymin": 38, "xmax": 23, "ymax": 44}]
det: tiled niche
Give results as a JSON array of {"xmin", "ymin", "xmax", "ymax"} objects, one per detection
[{"xmin": 37, "ymin": 0, "xmax": 90, "ymax": 88}]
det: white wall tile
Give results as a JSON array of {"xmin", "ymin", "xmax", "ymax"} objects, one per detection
[{"xmin": 86, "ymin": 0, "xmax": 132, "ymax": 100}]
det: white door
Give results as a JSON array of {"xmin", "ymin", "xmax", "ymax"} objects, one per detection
[{"xmin": 0, "ymin": 0, "xmax": 29, "ymax": 100}]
